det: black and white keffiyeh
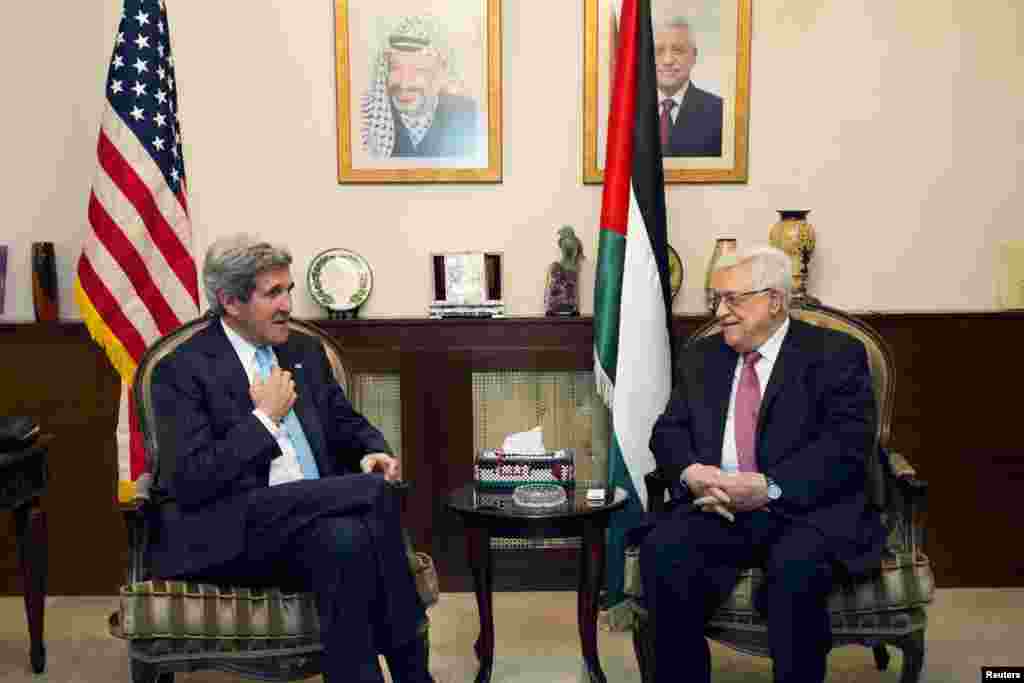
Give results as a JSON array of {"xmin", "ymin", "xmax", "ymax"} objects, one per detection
[{"xmin": 360, "ymin": 15, "xmax": 451, "ymax": 158}]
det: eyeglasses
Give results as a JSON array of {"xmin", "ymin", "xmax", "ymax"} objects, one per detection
[{"xmin": 709, "ymin": 288, "xmax": 772, "ymax": 311}]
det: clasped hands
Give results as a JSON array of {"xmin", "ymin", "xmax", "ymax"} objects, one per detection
[{"xmin": 682, "ymin": 463, "xmax": 771, "ymax": 522}]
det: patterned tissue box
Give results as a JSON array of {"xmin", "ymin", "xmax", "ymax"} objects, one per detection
[{"xmin": 474, "ymin": 448, "xmax": 575, "ymax": 489}]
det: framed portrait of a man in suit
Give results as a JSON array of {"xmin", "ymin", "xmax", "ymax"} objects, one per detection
[
  {"xmin": 583, "ymin": 0, "xmax": 751, "ymax": 184},
  {"xmin": 335, "ymin": 0, "xmax": 502, "ymax": 183}
]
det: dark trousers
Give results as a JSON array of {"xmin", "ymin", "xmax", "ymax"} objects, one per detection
[
  {"xmin": 639, "ymin": 506, "xmax": 834, "ymax": 683},
  {"xmin": 190, "ymin": 474, "xmax": 429, "ymax": 683}
]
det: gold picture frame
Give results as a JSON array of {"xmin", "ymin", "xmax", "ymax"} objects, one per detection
[
  {"xmin": 583, "ymin": 0, "xmax": 751, "ymax": 184},
  {"xmin": 335, "ymin": 0, "xmax": 502, "ymax": 183}
]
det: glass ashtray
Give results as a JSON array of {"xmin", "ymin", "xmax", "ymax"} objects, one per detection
[{"xmin": 512, "ymin": 483, "xmax": 568, "ymax": 508}]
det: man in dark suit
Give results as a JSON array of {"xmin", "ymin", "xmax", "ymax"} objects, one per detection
[
  {"xmin": 149, "ymin": 235, "xmax": 432, "ymax": 683},
  {"xmin": 654, "ymin": 17, "xmax": 723, "ymax": 157},
  {"xmin": 639, "ymin": 246, "xmax": 885, "ymax": 683}
]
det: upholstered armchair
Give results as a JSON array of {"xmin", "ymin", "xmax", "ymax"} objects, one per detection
[
  {"xmin": 109, "ymin": 314, "xmax": 439, "ymax": 682},
  {"xmin": 623, "ymin": 300, "xmax": 934, "ymax": 683}
]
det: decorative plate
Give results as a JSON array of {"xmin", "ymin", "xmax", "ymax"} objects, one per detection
[
  {"xmin": 307, "ymin": 248, "xmax": 373, "ymax": 312},
  {"xmin": 667, "ymin": 244, "xmax": 684, "ymax": 301}
]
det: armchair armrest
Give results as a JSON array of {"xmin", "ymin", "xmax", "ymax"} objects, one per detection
[
  {"xmin": 882, "ymin": 451, "xmax": 929, "ymax": 557},
  {"xmin": 643, "ymin": 465, "xmax": 684, "ymax": 513}
]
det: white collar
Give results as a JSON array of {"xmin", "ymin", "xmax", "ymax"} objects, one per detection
[{"xmin": 753, "ymin": 316, "xmax": 790, "ymax": 363}]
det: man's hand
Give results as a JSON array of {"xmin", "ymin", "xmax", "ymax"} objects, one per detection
[
  {"xmin": 681, "ymin": 463, "xmax": 730, "ymax": 504},
  {"xmin": 250, "ymin": 367, "xmax": 296, "ymax": 424},
  {"xmin": 682, "ymin": 463, "xmax": 735, "ymax": 521},
  {"xmin": 717, "ymin": 472, "xmax": 771, "ymax": 512},
  {"xmin": 360, "ymin": 452, "xmax": 401, "ymax": 481}
]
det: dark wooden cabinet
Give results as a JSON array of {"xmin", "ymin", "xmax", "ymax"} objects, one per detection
[{"xmin": 2, "ymin": 311, "xmax": 1023, "ymax": 594}]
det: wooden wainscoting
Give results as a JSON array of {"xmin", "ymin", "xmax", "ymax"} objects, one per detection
[{"xmin": 2, "ymin": 310, "xmax": 1023, "ymax": 595}]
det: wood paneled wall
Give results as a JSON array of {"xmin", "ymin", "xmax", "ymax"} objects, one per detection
[{"xmin": 2, "ymin": 311, "xmax": 1022, "ymax": 595}]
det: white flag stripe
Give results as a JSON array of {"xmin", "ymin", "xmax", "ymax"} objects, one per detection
[
  {"xmin": 102, "ymin": 107, "xmax": 191, "ymax": 246},
  {"xmin": 611, "ymin": 187, "xmax": 672, "ymax": 508},
  {"xmin": 91, "ymin": 165, "xmax": 195, "ymax": 322},
  {"xmin": 117, "ymin": 383, "xmax": 133, "ymax": 485},
  {"xmin": 81, "ymin": 233, "xmax": 163, "ymax": 344}
]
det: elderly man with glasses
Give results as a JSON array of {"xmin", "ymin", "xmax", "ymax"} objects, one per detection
[{"xmin": 637, "ymin": 245, "xmax": 885, "ymax": 683}]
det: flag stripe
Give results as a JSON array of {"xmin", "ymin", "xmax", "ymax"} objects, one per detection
[
  {"xmin": 88, "ymin": 192, "xmax": 182, "ymax": 335},
  {"xmin": 77, "ymin": 255, "xmax": 149, "ymax": 364},
  {"xmin": 91, "ymin": 164, "xmax": 196, "ymax": 325},
  {"xmin": 80, "ymin": 221, "xmax": 164, "ymax": 346},
  {"xmin": 598, "ymin": 0, "xmax": 639, "ymax": 236},
  {"xmin": 97, "ymin": 127, "xmax": 199, "ymax": 308}
]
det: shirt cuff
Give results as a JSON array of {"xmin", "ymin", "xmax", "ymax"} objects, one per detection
[{"xmin": 252, "ymin": 409, "xmax": 281, "ymax": 437}]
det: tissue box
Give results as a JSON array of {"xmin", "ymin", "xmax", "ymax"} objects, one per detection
[{"xmin": 474, "ymin": 448, "xmax": 575, "ymax": 489}]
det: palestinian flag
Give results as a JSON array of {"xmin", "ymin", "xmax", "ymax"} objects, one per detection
[{"xmin": 593, "ymin": 0, "xmax": 673, "ymax": 611}]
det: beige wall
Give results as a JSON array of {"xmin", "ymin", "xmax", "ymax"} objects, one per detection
[{"xmin": 2, "ymin": 0, "xmax": 1021, "ymax": 322}]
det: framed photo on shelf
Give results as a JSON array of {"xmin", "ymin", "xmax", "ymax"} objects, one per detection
[
  {"xmin": 583, "ymin": 0, "xmax": 751, "ymax": 184},
  {"xmin": 335, "ymin": 0, "xmax": 502, "ymax": 183}
]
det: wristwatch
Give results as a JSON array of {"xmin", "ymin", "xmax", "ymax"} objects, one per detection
[{"xmin": 765, "ymin": 477, "xmax": 782, "ymax": 501}]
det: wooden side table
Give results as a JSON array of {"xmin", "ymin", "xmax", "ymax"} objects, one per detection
[
  {"xmin": 0, "ymin": 434, "xmax": 52, "ymax": 674},
  {"xmin": 447, "ymin": 484, "xmax": 628, "ymax": 683}
]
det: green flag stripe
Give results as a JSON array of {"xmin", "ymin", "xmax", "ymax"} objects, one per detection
[{"xmin": 593, "ymin": 229, "xmax": 626, "ymax": 382}]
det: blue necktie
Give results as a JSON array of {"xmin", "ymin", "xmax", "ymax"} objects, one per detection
[{"xmin": 254, "ymin": 347, "xmax": 320, "ymax": 480}]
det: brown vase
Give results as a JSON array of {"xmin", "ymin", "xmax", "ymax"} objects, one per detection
[
  {"xmin": 705, "ymin": 238, "xmax": 737, "ymax": 312},
  {"xmin": 769, "ymin": 210, "xmax": 816, "ymax": 300},
  {"xmin": 32, "ymin": 242, "xmax": 59, "ymax": 322}
]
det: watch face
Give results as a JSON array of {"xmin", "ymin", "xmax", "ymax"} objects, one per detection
[{"xmin": 768, "ymin": 483, "xmax": 782, "ymax": 500}]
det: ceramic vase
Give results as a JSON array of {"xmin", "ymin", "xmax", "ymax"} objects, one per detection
[
  {"xmin": 705, "ymin": 238, "xmax": 737, "ymax": 312},
  {"xmin": 31, "ymin": 242, "xmax": 59, "ymax": 322},
  {"xmin": 769, "ymin": 210, "xmax": 816, "ymax": 300}
]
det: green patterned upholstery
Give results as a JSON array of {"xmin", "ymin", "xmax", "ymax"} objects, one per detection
[
  {"xmin": 114, "ymin": 550, "xmax": 437, "ymax": 641},
  {"xmin": 624, "ymin": 547, "xmax": 933, "ymax": 621}
]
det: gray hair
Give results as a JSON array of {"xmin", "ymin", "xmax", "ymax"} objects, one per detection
[
  {"xmin": 654, "ymin": 16, "xmax": 698, "ymax": 53},
  {"xmin": 203, "ymin": 234, "xmax": 293, "ymax": 316},
  {"xmin": 716, "ymin": 245, "xmax": 793, "ymax": 307}
]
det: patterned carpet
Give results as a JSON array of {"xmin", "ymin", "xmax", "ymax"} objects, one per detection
[{"xmin": 1, "ymin": 589, "xmax": 1021, "ymax": 682}]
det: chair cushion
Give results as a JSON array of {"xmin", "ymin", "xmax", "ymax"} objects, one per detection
[
  {"xmin": 623, "ymin": 545, "xmax": 934, "ymax": 616},
  {"xmin": 113, "ymin": 551, "xmax": 439, "ymax": 640}
]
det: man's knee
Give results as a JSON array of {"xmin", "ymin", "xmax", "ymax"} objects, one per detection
[{"xmin": 314, "ymin": 516, "xmax": 373, "ymax": 560}]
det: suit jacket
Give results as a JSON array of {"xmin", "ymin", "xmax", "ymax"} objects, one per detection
[
  {"xmin": 649, "ymin": 318, "xmax": 886, "ymax": 573},
  {"xmin": 392, "ymin": 93, "xmax": 480, "ymax": 158},
  {"xmin": 663, "ymin": 84, "xmax": 723, "ymax": 157},
  {"xmin": 148, "ymin": 321, "xmax": 391, "ymax": 578}
]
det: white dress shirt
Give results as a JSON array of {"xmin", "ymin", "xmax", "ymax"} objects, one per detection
[
  {"xmin": 720, "ymin": 317, "xmax": 790, "ymax": 473},
  {"xmin": 221, "ymin": 320, "xmax": 305, "ymax": 486}
]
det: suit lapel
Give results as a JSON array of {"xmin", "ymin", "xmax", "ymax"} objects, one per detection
[
  {"xmin": 703, "ymin": 340, "xmax": 737, "ymax": 466},
  {"xmin": 756, "ymin": 319, "xmax": 810, "ymax": 466},
  {"xmin": 196, "ymin": 322, "xmax": 252, "ymax": 410},
  {"xmin": 274, "ymin": 340, "xmax": 329, "ymax": 474}
]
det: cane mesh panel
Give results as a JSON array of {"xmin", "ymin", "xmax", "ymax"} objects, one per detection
[{"xmin": 349, "ymin": 373, "xmax": 402, "ymax": 463}]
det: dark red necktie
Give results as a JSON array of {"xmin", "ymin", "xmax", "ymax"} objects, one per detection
[
  {"xmin": 735, "ymin": 351, "xmax": 762, "ymax": 473},
  {"xmin": 659, "ymin": 99, "xmax": 676, "ymax": 152}
]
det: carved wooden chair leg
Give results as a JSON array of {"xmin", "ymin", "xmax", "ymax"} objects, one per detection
[
  {"xmin": 872, "ymin": 643, "xmax": 890, "ymax": 671},
  {"xmin": 897, "ymin": 631, "xmax": 925, "ymax": 683},
  {"xmin": 15, "ymin": 499, "xmax": 47, "ymax": 674}
]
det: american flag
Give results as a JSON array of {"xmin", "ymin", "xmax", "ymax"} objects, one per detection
[{"xmin": 75, "ymin": 0, "xmax": 199, "ymax": 503}]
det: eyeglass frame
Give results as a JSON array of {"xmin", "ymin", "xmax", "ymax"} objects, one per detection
[{"xmin": 709, "ymin": 287, "xmax": 774, "ymax": 312}]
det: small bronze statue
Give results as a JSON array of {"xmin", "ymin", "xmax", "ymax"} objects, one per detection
[{"xmin": 545, "ymin": 225, "xmax": 584, "ymax": 316}]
